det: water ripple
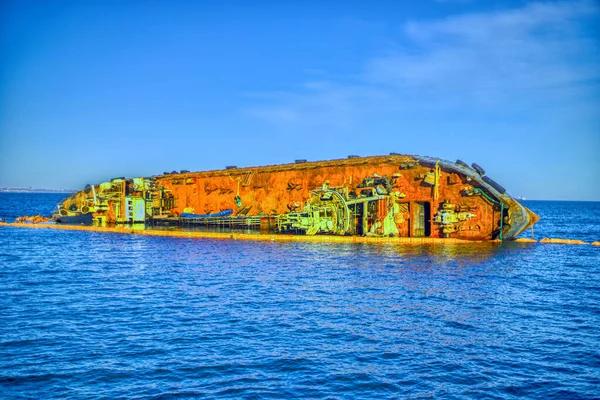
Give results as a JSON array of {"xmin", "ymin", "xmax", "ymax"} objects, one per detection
[{"xmin": 1, "ymin": 196, "xmax": 599, "ymax": 398}]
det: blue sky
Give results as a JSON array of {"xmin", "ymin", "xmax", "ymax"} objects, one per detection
[{"xmin": 1, "ymin": 0, "xmax": 598, "ymax": 200}]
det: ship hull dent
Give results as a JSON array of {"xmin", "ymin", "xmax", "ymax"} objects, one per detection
[{"xmin": 53, "ymin": 154, "xmax": 539, "ymax": 241}]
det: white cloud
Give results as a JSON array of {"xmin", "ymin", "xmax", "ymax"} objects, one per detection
[
  {"xmin": 371, "ymin": 1, "xmax": 599, "ymax": 93},
  {"xmin": 407, "ymin": 1, "xmax": 595, "ymax": 41},
  {"xmin": 243, "ymin": 81, "xmax": 394, "ymax": 127},
  {"xmin": 245, "ymin": 1, "xmax": 599, "ymax": 124}
]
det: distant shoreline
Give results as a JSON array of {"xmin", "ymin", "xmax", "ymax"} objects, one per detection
[{"xmin": 0, "ymin": 189, "xmax": 75, "ymax": 194}]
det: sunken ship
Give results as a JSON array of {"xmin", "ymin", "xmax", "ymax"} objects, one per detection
[{"xmin": 53, "ymin": 154, "xmax": 539, "ymax": 240}]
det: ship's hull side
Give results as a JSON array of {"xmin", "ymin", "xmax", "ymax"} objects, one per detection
[{"xmin": 54, "ymin": 154, "xmax": 538, "ymax": 240}]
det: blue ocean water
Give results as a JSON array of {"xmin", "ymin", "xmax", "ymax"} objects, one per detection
[{"xmin": 1, "ymin": 193, "xmax": 599, "ymax": 399}]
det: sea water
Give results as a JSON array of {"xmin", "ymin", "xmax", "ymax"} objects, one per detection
[{"xmin": 0, "ymin": 193, "xmax": 599, "ymax": 399}]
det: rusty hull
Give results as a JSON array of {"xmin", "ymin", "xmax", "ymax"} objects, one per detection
[{"xmin": 53, "ymin": 154, "xmax": 538, "ymax": 240}]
